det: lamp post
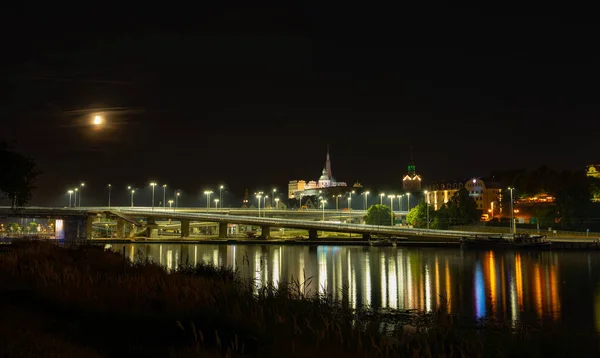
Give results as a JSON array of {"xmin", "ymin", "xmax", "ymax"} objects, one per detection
[
  {"xmin": 214, "ymin": 198, "xmax": 219, "ymax": 209},
  {"xmin": 406, "ymin": 192, "xmax": 411, "ymax": 211},
  {"xmin": 79, "ymin": 183, "xmax": 85, "ymax": 207},
  {"xmin": 508, "ymin": 187, "xmax": 515, "ymax": 234},
  {"xmin": 219, "ymin": 185, "xmax": 225, "ymax": 208},
  {"xmin": 388, "ymin": 195, "xmax": 395, "ymax": 226},
  {"xmin": 150, "ymin": 182, "xmax": 157, "ymax": 210},
  {"xmin": 176, "ymin": 191, "xmax": 180, "ymax": 209},
  {"xmin": 321, "ymin": 199, "xmax": 327, "ymax": 221},
  {"xmin": 131, "ymin": 189, "xmax": 135, "ymax": 207},
  {"xmin": 204, "ymin": 190, "xmax": 213, "ymax": 210},
  {"xmin": 74, "ymin": 188, "xmax": 78, "ymax": 207},
  {"xmin": 168, "ymin": 200, "xmax": 174, "ymax": 211},
  {"xmin": 162, "ymin": 184, "xmax": 167, "ymax": 208},
  {"xmin": 272, "ymin": 188, "xmax": 277, "ymax": 208},
  {"xmin": 67, "ymin": 190, "xmax": 73, "ymax": 207},
  {"xmin": 424, "ymin": 190, "xmax": 430, "ymax": 229},
  {"xmin": 363, "ymin": 191, "xmax": 370, "ymax": 210},
  {"xmin": 263, "ymin": 196, "xmax": 268, "ymax": 211},
  {"xmin": 107, "ymin": 184, "xmax": 112, "ymax": 207},
  {"xmin": 274, "ymin": 197, "xmax": 280, "ymax": 209},
  {"xmin": 379, "ymin": 193, "xmax": 385, "ymax": 205},
  {"xmin": 398, "ymin": 194, "xmax": 404, "ymax": 211},
  {"xmin": 256, "ymin": 193, "xmax": 262, "ymax": 217}
]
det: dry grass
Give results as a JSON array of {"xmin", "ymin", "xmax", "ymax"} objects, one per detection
[{"xmin": 0, "ymin": 241, "xmax": 598, "ymax": 357}]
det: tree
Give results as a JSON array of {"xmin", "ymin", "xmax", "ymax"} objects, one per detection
[
  {"xmin": 445, "ymin": 188, "xmax": 479, "ymax": 225},
  {"xmin": 364, "ymin": 204, "xmax": 393, "ymax": 226},
  {"xmin": 406, "ymin": 201, "xmax": 429, "ymax": 228},
  {"xmin": 0, "ymin": 143, "xmax": 39, "ymax": 208}
]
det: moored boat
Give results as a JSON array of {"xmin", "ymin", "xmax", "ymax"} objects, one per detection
[{"xmin": 460, "ymin": 233, "xmax": 551, "ymax": 250}]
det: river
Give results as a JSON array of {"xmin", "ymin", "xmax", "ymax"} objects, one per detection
[{"xmin": 115, "ymin": 243, "xmax": 600, "ymax": 330}]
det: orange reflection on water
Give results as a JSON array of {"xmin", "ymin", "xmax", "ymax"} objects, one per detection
[
  {"xmin": 549, "ymin": 265, "xmax": 560, "ymax": 321},
  {"xmin": 515, "ymin": 253, "xmax": 524, "ymax": 310},
  {"xmin": 533, "ymin": 263, "xmax": 543, "ymax": 319},
  {"xmin": 488, "ymin": 251, "xmax": 497, "ymax": 315},
  {"xmin": 435, "ymin": 257, "xmax": 440, "ymax": 307},
  {"xmin": 445, "ymin": 259, "xmax": 451, "ymax": 313}
]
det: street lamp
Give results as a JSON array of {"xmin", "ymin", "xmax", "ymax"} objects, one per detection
[
  {"xmin": 508, "ymin": 187, "xmax": 515, "ymax": 234},
  {"xmin": 162, "ymin": 184, "xmax": 167, "ymax": 208},
  {"xmin": 321, "ymin": 199, "xmax": 327, "ymax": 221},
  {"xmin": 219, "ymin": 185, "xmax": 225, "ymax": 208},
  {"xmin": 79, "ymin": 183, "xmax": 85, "ymax": 207},
  {"xmin": 176, "ymin": 191, "xmax": 180, "ymax": 209},
  {"xmin": 388, "ymin": 195, "xmax": 395, "ymax": 226},
  {"xmin": 131, "ymin": 189, "xmax": 135, "ymax": 207},
  {"xmin": 256, "ymin": 193, "xmax": 262, "ymax": 217},
  {"xmin": 263, "ymin": 195, "xmax": 268, "ymax": 211},
  {"xmin": 214, "ymin": 198, "xmax": 219, "ymax": 209},
  {"xmin": 272, "ymin": 188, "xmax": 277, "ymax": 208},
  {"xmin": 168, "ymin": 199, "xmax": 174, "ymax": 210},
  {"xmin": 363, "ymin": 191, "xmax": 370, "ymax": 210},
  {"xmin": 67, "ymin": 190, "xmax": 73, "ymax": 207},
  {"xmin": 74, "ymin": 188, "xmax": 78, "ymax": 207},
  {"xmin": 107, "ymin": 184, "xmax": 112, "ymax": 207},
  {"xmin": 379, "ymin": 193, "xmax": 385, "ymax": 205},
  {"xmin": 406, "ymin": 192, "xmax": 411, "ymax": 211},
  {"xmin": 424, "ymin": 190, "xmax": 430, "ymax": 229},
  {"xmin": 274, "ymin": 197, "xmax": 280, "ymax": 209},
  {"xmin": 150, "ymin": 182, "xmax": 157, "ymax": 210},
  {"xmin": 204, "ymin": 190, "xmax": 213, "ymax": 210}
]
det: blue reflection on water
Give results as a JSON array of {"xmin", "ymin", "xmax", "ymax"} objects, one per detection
[{"xmin": 475, "ymin": 260, "xmax": 486, "ymax": 318}]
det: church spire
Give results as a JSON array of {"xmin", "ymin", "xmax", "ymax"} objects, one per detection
[
  {"xmin": 325, "ymin": 144, "xmax": 332, "ymax": 179},
  {"xmin": 407, "ymin": 146, "xmax": 416, "ymax": 176}
]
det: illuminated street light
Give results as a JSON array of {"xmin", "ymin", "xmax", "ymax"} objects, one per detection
[
  {"xmin": 107, "ymin": 184, "xmax": 112, "ymax": 207},
  {"xmin": 150, "ymin": 182, "xmax": 157, "ymax": 210},
  {"xmin": 67, "ymin": 190, "xmax": 73, "ymax": 207},
  {"xmin": 263, "ymin": 195, "xmax": 268, "ymax": 213},
  {"xmin": 272, "ymin": 188, "xmax": 277, "ymax": 208},
  {"xmin": 204, "ymin": 190, "xmax": 213, "ymax": 210},
  {"xmin": 176, "ymin": 191, "xmax": 180, "ymax": 209},
  {"xmin": 379, "ymin": 193, "xmax": 385, "ymax": 205},
  {"xmin": 256, "ymin": 193, "xmax": 262, "ymax": 217},
  {"xmin": 162, "ymin": 184, "xmax": 167, "ymax": 208},
  {"xmin": 131, "ymin": 189, "xmax": 135, "ymax": 207},
  {"xmin": 508, "ymin": 187, "xmax": 515, "ymax": 234},
  {"xmin": 274, "ymin": 197, "xmax": 280, "ymax": 209},
  {"xmin": 79, "ymin": 183, "xmax": 85, "ymax": 207},
  {"xmin": 219, "ymin": 185, "xmax": 225, "ymax": 208},
  {"xmin": 168, "ymin": 199, "xmax": 174, "ymax": 211},
  {"xmin": 92, "ymin": 115, "xmax": 103, "ymax": 126},
  {"xmin": 214, "ymin": 198, "xmax": 219, "ymax": 209},
  {"xmin": 406, "ymin": 192, "xmax": 411, "ymax": 211},
  {"xmin": 388, "ymin": 195, "xmax": 396, "ymax": 226},
  {"xmin": 363, "ymin": 191, "xmax": 370, "ymax": 210},
  {"xmin": 321, "ymin": 199, "xmax": 327, "ymax": 221},
  {"xmin": 74, "ymin": 188, "xmax": 78, "ymax": 207},
  {"xmin": 424, "ymin": 190, "xmax": 429, "ymax": 229}
]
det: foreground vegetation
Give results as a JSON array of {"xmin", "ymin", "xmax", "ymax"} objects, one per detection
[{"xmin": 0, "ymin": 242, "xmax": 598, "ymax": 357}]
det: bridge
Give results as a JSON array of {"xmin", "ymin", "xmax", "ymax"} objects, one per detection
[{"xmin": 0, "ymin": 206, "xmax": 492, "ymax": 241}]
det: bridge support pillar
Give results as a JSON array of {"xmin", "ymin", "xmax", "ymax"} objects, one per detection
[
  {"xmin": 260, "ymin": 225, "xmax": 271, "ymax": 239},
  {"xmin": 219, "ymin": 222, "xmax": 228, "ymax": 239},
  {"xmin": 129, "ymin": 223, "xmax": 136, "ymax": 238},
  {"xmin": 180, "ymin": 220, "xmax": 190, "ymax": 238},
  {"xmin": 146, "ymin": 218, "xmax": 158, "ymax": 238},
  {"xmin": 86, "ymin": 216, "xmax": 94, "ymax": 239},
  {"xmin": 362, "ymin": 232, "xmax": 371, "ymax": 240},
  {"xmin": 116, "ymin": 219, "xmax": 126, "ymax": 239},
  {"xmin": 308, "ymin": 229, "xmax": 318, "ymax": 240}
]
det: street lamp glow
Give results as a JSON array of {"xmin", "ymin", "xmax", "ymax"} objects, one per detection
[
  {"xmin": 204, "ymin": 190, "xmax": 213, "ymax": 210},
  {"xmin": 150, "ymin": 182, "xmax": 157, "ymax": 210},
  {"xmin": 214, "ymin": 198, "xmax": 219, "ymax": 209},
  {"xmin": 93, "ymin": 115, "xmax": 103, "ymax": 126}
]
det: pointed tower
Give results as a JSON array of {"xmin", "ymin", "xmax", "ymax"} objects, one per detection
[
  {"xmin": 325, "ymin": 144, "xmax": 332, "ymax": 180},
  {"xmin": 402, "ymin": 146, "xmax": 421, "ymax": 192}
]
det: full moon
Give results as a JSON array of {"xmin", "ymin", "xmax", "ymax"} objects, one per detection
[{"xmin": 93, "ymin": 115, "xmax": 103, "ymax": 126}]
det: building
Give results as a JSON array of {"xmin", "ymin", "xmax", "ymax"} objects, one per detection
[
  {"xmin": 288, "ymin": 147, "xmax": 347, "ymax": 199},
  {"xmin": 402, "ymin": 149, "xmax": 422, "ymax": 192},
  {"xmin": 424, "ymin": 177, "xmax": 502, "ymax": 215},
  {"xmin": 587, "ymin": 164, "xmax": 600, "ymax": 178}
]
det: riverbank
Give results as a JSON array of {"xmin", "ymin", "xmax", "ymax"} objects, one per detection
[{"xmin": 1, "ymin": 241, "xmax": 598, "ymax": 357}]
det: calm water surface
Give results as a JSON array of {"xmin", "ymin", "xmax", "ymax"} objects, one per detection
[{"xmin": 118, "ymin": 243, "xmax": 600, "ymax": 330}]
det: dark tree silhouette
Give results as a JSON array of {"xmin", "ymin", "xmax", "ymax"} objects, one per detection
[{"xmin": 0, "ymin": 143, "xmax": 40, "ymax": 208}]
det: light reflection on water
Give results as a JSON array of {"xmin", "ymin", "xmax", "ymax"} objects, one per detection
[{"xmin": 116, "ymin": 243, "xmax": 600, "ymax": 328}]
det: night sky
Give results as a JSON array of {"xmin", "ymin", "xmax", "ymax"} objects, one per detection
[{"xmin": 2, "ymin": 4, "xmax": 598, "ymax": 207}]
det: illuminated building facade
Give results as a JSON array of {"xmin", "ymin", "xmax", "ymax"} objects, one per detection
[
  {"xmin": 288, "ymin": 148, "xmax": 347, "ymax": 199},
  {"xmin": 587, "ymin": 164, "xmax": 600, "ymax": 178},
  {"xmin": 424, "ymin": 177, "xmax": 502, "ymax": 214}
]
